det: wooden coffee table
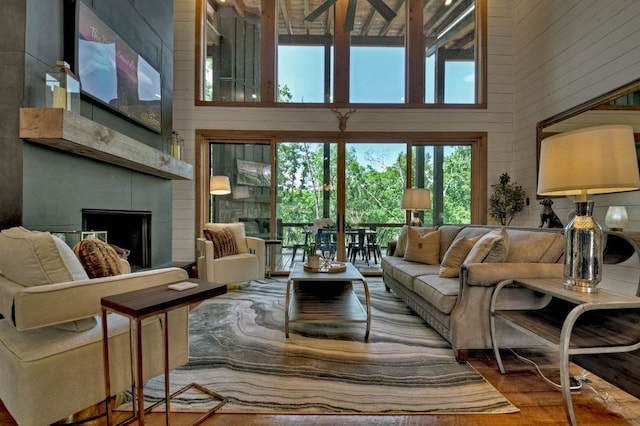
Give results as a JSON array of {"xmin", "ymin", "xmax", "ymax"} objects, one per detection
[{"xmin": 285, "ymin": 262, "xmax": 371, "ymax": 340}]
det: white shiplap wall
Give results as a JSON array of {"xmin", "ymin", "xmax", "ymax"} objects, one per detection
[
  {"xmin": 512, "ymin": 0, "xmax": 640, "ymax": 229},
  {"xmin": 171, "ymin": 0, "xmax": 516, "ymax": 262}
]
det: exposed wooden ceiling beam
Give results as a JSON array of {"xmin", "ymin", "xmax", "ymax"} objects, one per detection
[{"xmin": 280, "ymin": 0, "xmax": 293, "ymax": 35}]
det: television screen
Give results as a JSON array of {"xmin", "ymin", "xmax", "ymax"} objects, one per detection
[{"xmin": 77, "ymin": 2, "xmax": 161, "ymax": 132}]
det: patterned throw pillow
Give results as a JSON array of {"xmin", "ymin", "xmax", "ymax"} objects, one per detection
[
  {"xmin": 439, "ymin": 235, "xmax": 481, "ymax": 278},
  {"xmin": 73, "ymin": 237, "xmax": 124, "ymax": 278},
  {"xmin": 203, "ymin": 227, "xmax": 238, "ymax": 259},
  {"xmin": 464, "ymin": 228, "xmax": 509, "ymax": 264},
  {"xmin": 403, "ymin": 228, "xmax": 441, "ymax": 265}
]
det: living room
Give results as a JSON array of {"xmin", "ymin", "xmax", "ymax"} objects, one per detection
[{"xmin": 2, "ymin": 0, "xmax": 640, "ymax": 424}]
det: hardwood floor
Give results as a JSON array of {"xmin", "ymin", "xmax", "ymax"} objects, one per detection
[{"xmin": 2, "ymin": 349, "xmax": 639, "ymax": 425}]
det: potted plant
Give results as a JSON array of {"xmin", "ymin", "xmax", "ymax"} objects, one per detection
[{"xmin": 489, "ymin": 172, "xmax": 526, "ymax": 226}]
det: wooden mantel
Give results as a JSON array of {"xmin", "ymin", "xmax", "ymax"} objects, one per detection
[{"xmin": 19, "ymin": 108, "xmax": 193, "ymax": 180}]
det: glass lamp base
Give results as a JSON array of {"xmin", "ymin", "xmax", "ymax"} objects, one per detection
[{"xmin": 562, "ymin": 279, "xmax": 600, "ymax": 293}]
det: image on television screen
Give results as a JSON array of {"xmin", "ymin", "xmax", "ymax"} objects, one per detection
[{"xmin": 77, "ymin": 3, "xmax": 161, "ymax": 132}]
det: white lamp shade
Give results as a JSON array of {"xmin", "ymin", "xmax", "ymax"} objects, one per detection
[
  {"xmin": 402, "ymin": 188, "xmax": 431, "ymax": 210},
  {"xmin": 605, "ymin": 206, "xmax": 629, "ymax": 230},
  {"xmin": 209, "ymin": 175, "xmax": 231, "ymax": 195},
  {"xmin": 537, "ymin": 125, "xmax": 640, "ymax": 197}
]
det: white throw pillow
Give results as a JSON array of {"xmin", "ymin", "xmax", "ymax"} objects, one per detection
[{"xmin": 0, "ymin": 227, "xmax": 88, "ymax": 286}]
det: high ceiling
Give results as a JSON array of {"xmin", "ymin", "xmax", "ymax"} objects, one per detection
[{"xmin": 209, "ymin": 0, "xmax": 475, "ymax": 51}]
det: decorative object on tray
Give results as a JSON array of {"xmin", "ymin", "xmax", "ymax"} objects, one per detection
[{"xmin": 303, "ymin": 261, "xmax": 347, "ymax": 273}]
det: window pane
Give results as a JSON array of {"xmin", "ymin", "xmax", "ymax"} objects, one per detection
[
  {"xmin": 201, "ymin": 0, "xmax": 261, "ymax": 102},
  {"xmin": 412, "ymin": 145, "xmax": 471, "ymax": 225},
  {"xmin": 349, "ymin": 0, "xmax": 405, "ymax": 104},
  {"xmin": 424, "ymin": 0, "xmax": 476, "ymax": 104},
  {"xmin": 277, "ymin": 1, "xmax": 334, "ymax": 103}
]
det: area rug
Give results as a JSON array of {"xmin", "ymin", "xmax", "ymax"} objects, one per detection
[{"xmin": 134, "ymin": 279, "xmax": 518, "ymax": 414}]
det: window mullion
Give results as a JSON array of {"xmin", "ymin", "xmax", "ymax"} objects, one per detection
[{"xmin": 333, "ymin": 0, "xmax": 350, "ymax": 104}]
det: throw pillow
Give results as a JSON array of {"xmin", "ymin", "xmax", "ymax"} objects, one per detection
[
  {"xmin": 0, "ymin": 227, "xmax": 89, "ymax": 286},
  {"xmin": 73, "ymin": 237, "xmax": 124, "ymax": 278},
  {"xmin": 403, "ymin": 228, "xmax": 441, "ymax": 265},
  {"xmin": 203, "ymin": 222, "xmax": 248, "ymax": 253},
  {"xmin": 394, "ymin": 225, "xmax": 438, "ymax": 257},
  {"xmin": 439, "ymin": 235, "xmax": 481, "ymax": 278},
  {"xmin": 203, "ymin": 227, "xmax": 239, "ymax": 259},
  {"xmin": 464, "ymin": 228, "xmax": 509, "ymax": 264}
]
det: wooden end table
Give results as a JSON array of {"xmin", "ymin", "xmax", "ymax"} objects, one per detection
[
  {"xmin": 101, "ymin": 279, "xmax": 227, "ymax": 425},
  {"xmin": 285, "ymin": 262, "xmax": 371, "ymax": 340},
  {"xmin": 490, "ymin": 278, "xmax": 640, "ymax": 425}
]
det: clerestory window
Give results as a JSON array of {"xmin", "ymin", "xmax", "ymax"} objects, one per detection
[{"xmin": 196, "ymin": 0, "xmax": 485, "ymax": 106}]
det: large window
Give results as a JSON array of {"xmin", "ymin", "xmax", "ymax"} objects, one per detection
[
  {"xmin": 196, "ymin": 131, "xmax": 487, "ymax": 275},
  {"xmin": 197, "ymin": 0, "xmax": 485, "ymax": 106}
]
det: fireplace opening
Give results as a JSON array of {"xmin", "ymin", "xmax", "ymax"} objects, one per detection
[{"xmin": 82, "ymin": 209, "xmax": 151, "ymax": 271}]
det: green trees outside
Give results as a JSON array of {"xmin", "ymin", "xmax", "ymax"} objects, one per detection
[{"xmin": 276, "ymin": 143, "xmax": 472, "ymax": 249}]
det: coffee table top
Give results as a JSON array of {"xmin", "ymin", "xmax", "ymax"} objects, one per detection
[{"xmin": 289, "ymin": 262, "xmax": 364, "ymax": 282}]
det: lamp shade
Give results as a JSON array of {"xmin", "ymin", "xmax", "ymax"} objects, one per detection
[
  {"xmin": 402, "ymin": 188, "xmax": 431, "ymax": 210},
  {"xmin": 209, "ymin": 175, "xmax": 231, "ymax": 195},
  {"xmin": 537, "ymin": 125, "xmax": 640, "ymax": 198}
]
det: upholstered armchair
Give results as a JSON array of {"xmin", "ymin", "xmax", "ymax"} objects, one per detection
[
  {"xmin": 0, "ymin": 227, "xmax": 190, "ymax": 426},
  {"xmin": 196, "ymin": 222, "xmax": 266, "ymax": 284}
]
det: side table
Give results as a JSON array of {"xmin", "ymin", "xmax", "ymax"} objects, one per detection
[
  {"xmin": 490, "ymin": 278, "xmax": 640, "ymax": 425},
  {"xmin": 264, "ymin": 239, "xmax": 282, "ymax": 278},
  {"xmin": 101, "ymin": 279, "xmax": 227, "ymax": 425}
]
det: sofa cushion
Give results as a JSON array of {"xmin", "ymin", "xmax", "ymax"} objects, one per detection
[
  {"xmin": 381, "ymin": 256, "xmax": 439, "ymax": 292},
  {"xmin": 505, "ymin": 229, "xmax": 564, "ymax": 263},
  {"xmin": 404, "ymin": 228, "xmax": 441, "ymax": 264},
  {"xmin": 439, "ymin": 235, "xmax": 481, "ymax": 278},
  {"xmin": 204, "ymin": 222, "xmax": 248, "ymax": 253},
  {"xmin": 394, "ymin": 225, "xmax": 439, "ymax": 257},
  {"xmin": 413, "ymin": 275, "xmax": 460, "ymax": 314},
  {"xmin": 73, "ymin": 237, "xmax": 124, "ymax": 278},
  {"xmin": 0, "ymin": 227, "xmax": 88, "ymax": 287},
  {"xmin": 465, "ymin": 228, "xmax": 509, "ymax": 264},
  {"xmin": 203, "ymin": 227, "xmax": 239, "ymax": 259}
]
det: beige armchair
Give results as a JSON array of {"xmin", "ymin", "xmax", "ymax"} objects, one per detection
[
  {"xmin": 0, "ymin": 227, "xmax": 190, "ymax": 426},
  {"xmin": 197, "ymin": 222, "xmax": 265, "ymax": 284}
]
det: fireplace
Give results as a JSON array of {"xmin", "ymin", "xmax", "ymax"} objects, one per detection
[{"xmin": 82, "ymin": 209, "xmax": 151, "ymax": 271}]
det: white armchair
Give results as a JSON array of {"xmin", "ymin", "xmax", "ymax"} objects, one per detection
[
  {"xmin": 0, "ymin": 227, "xmax": 190, "ymax": 426},
  {"xmin": 197, "ymin": 222, "xmax": 265, "ymax": 284}
]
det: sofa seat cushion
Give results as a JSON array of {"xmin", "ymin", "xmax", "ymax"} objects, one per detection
[
  {"xmin": 210, "ymin": 253, "xmax": 261, "ymax": 283},
  {"xmin": 413, "ymin": 275, "xmax": 460, "ymax": 314},
  {"xmin": 0, "ymin": 227, "xmax": 88, "ymax": 287},
  {"xmin": 381, "ymin": 256, "xmax": 439, "ymax": 292}
]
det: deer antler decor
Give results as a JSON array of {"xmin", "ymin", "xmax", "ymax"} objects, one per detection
[{"xmin": 330, "ymin": 108, "xmax": 357, "ymax": 132}]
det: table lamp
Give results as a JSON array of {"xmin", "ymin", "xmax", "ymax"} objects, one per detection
[
  {"xmin": 402, "ymin": 188, "xmax": 431, "ymax": 226},
  {"xmin": 537, "ymin": 124, "xmax": 640, "ymax": 292},
  {"xmin": 209, "ymin": 175, "xmax": 231, "ymax": 195}
]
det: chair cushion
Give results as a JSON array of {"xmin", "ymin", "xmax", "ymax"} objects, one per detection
[
  {"xmin": 404, "ymin": 228, "xmax": 441, "ymax": 265},
  {"xmin": 0, "ymin": 227, "xmax": 88, "ymax": 287},
  {"xmin": 204, "ymin": 227, "xmax": 239, "ymax": 258},
  {"xmin": 204, "ymin": 222, "xmax": 248, "ymax": 253},
  {"xmin": 439, "ymin": 235, "xmax": 481, "ymax": 278},
  {"xmin": 73, "ymin": 237, "xmax": 124, "ymax": 278}
]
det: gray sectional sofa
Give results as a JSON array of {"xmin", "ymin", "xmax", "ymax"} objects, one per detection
[{"xmin": 381, "ymin": 225, "xmax": 565, "ymax": 362}]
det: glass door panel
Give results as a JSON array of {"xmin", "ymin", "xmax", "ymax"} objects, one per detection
[
  {"xmin": 275, "ymin": 141, "xmax": 337, "ymax": 272},
  {"xmin": 411, "ymin": 144, "xmax": 472, "ymax": 226},
  {"xmin": 345, "ymin": 143, "xmax": 407, "ymax": 273}
]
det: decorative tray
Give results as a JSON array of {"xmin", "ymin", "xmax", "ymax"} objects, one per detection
[{"xmin": 303, "ymin": 262, "xmax": 347, "ymax": 273}]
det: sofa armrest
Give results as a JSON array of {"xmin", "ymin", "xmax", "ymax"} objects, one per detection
[
  {"xmin": 8, "ymin": 267, "xmax": 188, "ymax": 331},
  {"xmin": 461, "ymin": 262, "xmax": 564, "ymax": 287}
]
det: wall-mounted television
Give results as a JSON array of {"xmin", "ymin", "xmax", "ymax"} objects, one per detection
[{"xmin": 72, "ymin": 2, "xmax": 162, "ymax": 133}]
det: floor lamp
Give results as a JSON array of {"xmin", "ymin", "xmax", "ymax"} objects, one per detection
[
  {"xmin": 210, "ymin": 176, "xmax": 231, "ymax": 222},
  {"xmin": 402, "ymin": 188, "xmax": 431, "ymax": 226},
  {"xmin": 537, "ymin": 124, "xmax": 640, "ymax": 292}
]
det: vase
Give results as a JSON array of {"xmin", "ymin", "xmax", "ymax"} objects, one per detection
[{"xmin": 307, "ymin": 254, "xmax": 321, "ymax": 269}]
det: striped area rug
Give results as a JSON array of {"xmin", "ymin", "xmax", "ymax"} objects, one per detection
[{"xmin": 137, "ymin": 279, "xmax": 518, "ymax": 414}]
